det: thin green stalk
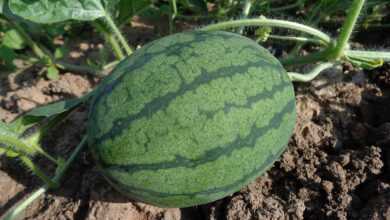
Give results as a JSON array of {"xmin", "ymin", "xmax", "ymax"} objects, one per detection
[
  {"xmin": 1, "ymin": 133, "xmax": 57, "ymax": 165},
  {"xmin": 331, "ymin": 0, "xmax": 366, "ymax": 59},
  {"xmin": 93, "ymin": 22, "xmax": 125, "ymax": 60},
  {"xmin": 106, "ymin": 33, "xmax": 125, "ymax": 59},
  {"xmin": 268, "ymin": 35, "xmax": 327, "ymax": 46},
  {"xmin": 239, "ymin": 0, "xmax": 253, "ymax": 34},
  {"xmin": 287, "ymin": 3, "xmax": 324, "ymax": 57},
  {"xmin": 6, "ymin": 16, "xmax": 106, "ymax": 75},
  {"xmin": 201, "ymin": 18, "xmax": 332, "ymax": 44},
  {"xmin": 56, "ymin": 61, "xmax": 102, "ymax": 77},
  {"xmin": 103, "ymin": 60, "xmax": 120, "ymax": 70},
  {"xmin": 3, "ymin": 187, "xmax": 47, "ymax": 220},
  {"xmin": 169, "ymin": 0, "xmax": 178, "ymax": 33},
  {"xmin": 0, "ymin": 136, "xmax": 37, "ymax": 156},
  {"xmin": 52, "ymin": 136, "xmax": 87, "ymax": 183},
  {"xmin": 288, "ymin": 62, "xmax": 335, "ymax": 82},
  {"xmin": 19, "ymin": 156, "xmax": 57, "ymax": 188},
  {"xmin": 3, "ymin": 136, "xmax": 88, "ymax": 220},
  {"xmin": 7, "ymin": 19, "xmax": 49, "ymax": 60},
  {"xmin": 104, "ymin": 13, "xmax": 133, "ymax": 56},
  {"xmin": 281, "ymin": 48, "xmax": 334, "ymax": 66},
  {"xmin": 345, "ymin": 50, "xmax": 390, "ymax": 61}
]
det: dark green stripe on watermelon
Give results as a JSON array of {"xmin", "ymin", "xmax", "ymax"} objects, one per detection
[
  {"xmin": 88, "ymin": 31, "xmax": 296, "ymax": 208},
  {"xmin": 103, "ymin": 138, "xmax": 288, "ymax": 207},
  {"xmin": 101, "ymin": 82, "xmax": 292, "ymax": 173}
]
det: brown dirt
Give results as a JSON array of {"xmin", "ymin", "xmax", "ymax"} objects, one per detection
[{"xmin": 0, "ymin": 22, "xmax": 389, "ymax": 220}]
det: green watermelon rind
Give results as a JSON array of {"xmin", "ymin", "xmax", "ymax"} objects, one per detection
[{"xmin": 88, "ymin": 31, "xmax": 296, "ymax": 208}]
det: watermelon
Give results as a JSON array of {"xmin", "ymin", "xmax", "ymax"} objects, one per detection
[{"xmin": 87, "ymin": 31, "xmax": 296, "ymax": 208}]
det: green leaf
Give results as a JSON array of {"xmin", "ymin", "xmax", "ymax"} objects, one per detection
[
  {"xmin": 102, "ymin": 0, "xmax": 120, "ymax": 14},
  {"xmin": 0, "ymin": 120, "xmax": 17, "ymax": 137},
  {"xmin": 9, "ymin": 96, "xmax": 87, "ymax": 137},
  {"xmin": 8, "ymin": 0, "xmax": 106, "ymax": 24},
  {"xmin": 47, "ymin": 66, "xmax": 60, "ymax": 80},
  {"xmin": 5, "ymin": 149, "xmax": 19, "ymax": 157},
  {"xmin": 0, "ymin": 45, "xmax": 16, "ymax": 69},
  {"xmin": 116, "ymin": 0, "xmax": 152, "ymax": 25},
  {"xmin": 54, "ymin": 47, "xmax": 68, "ymax": 60},
  {"xmin": 2, "ymin": 29, "xmax": 26, "ymax": 50},
  {"xmin": 26, "ymin": 98, "xmax": 85, "ymax": 118}
]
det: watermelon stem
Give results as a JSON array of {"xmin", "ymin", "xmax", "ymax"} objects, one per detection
[
  {"xmin": 2, "ymin": 136, "xmax": 88, "ymax": 220},
  {"xmin": 238, "ymin": 0, "xmax": 253, "ymax": 34},
  {"xmin": 330, "ymin": 0, "xmax": 366, "ymax": 60},
  {"xmin": 281, "ymin": 47, "xmax": 334, "ymax": 66},
  {"xmin": 345, "ymin": 50, "xmax": 390, "ymax": 62},
  {"xmin": 103, "ymin": 12, "xmax": 133, "ymax": 56},
  {"xmin": 93, "ymin": 21, "xmax": 126, "ymax": 60},
  {"xmin": 2, "ymin": 187, "xmax": 47, "ymax": 220},
  {"xmin": 200, "ymin": 18, "xmax": 331, "ymax": 44},
  {"xmin": 169, "ymin": 0, "xmax": 178, "ymax": 34},
  {"xmin": 267, "ymin": 35, "xmax": 327, "ymax": 46},
  {"xmin": 288, "ymin": 62, "xmax": 336, "ymax": 82}
]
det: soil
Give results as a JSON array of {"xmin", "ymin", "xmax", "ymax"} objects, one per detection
[{"xmin": 0, "ymin": 18, "xmax": 389, "ymax": 220}]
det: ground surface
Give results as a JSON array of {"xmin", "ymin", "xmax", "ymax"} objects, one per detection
[{"xmin": 0, "ymin": 19, "xmax": 389, "ymax": 220}]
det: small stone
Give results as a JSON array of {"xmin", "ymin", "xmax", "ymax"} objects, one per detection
[
  {"xmin": 322, "ymin": 180, "xmax": 334, "ymax": 193},
  {"xmin": 338, "ymin": 153, "xmax": 351, "ymax": 167}
]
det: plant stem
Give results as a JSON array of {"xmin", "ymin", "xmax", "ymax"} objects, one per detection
[
  {"xmin": 103, "ymin": 60, "xmax": 120, "ymax": 70},
  {"xmin": 169, "ymin": 0, "xmax": 178, "ymax": 33},
  {"xmin": 0, "ymin": 135, "xmax": 37, "ymax": 156},
  {"xmin": 345, "ymin": 50, "xmax": 390, "ymax": 61},
  {"xmin": 3, "ymin": 187, "xmax": 47, "ymax": 220},
  {"xmin": 106, "ymin": 33, "xmax": 126, "ymax": 59},
  {"xmin": 281, "ymin": 48, "xmax": 334, "ymax": 66},
  {"xmin": 239, "ymin": 0, "xmax": 253, "ymax": 34},
  {"xmin": 268, "ymin": 35, "xmax": 327, "ymax": 46},
  {"xmin": 7, "ymin": 19, "xmax": 49, "ymax": 60},
  {"xmin": 19, "ymin": 156, "xmax": 57, "ymax": 188},
  {"xmin": 93, "ymin": 22, "xmax": 125, "ymax": 60},
  {"xmin": 201, "ymin": 18, "xmax": 332, "ymax": 44},
  {"xmin": 52, "ymin": 136, "xmax": 87, "ymax": 183},
  {"xmin": 56, "ymin": 61, "xmax": 102, "ymax": 77},
  {"xmin": 2, "ymin": 136, "xmax": 88, "ymax": 220},
  {"xmin": 104, "ymin": 13, "xmax": 133, "ymax": 56},
  {"xmin": 331, "ymin": 0, "xmax": 366, "ymax": 59},
  {"xmin": 288, "ymin": 62, "xmax": 335, "ymax": 82}
]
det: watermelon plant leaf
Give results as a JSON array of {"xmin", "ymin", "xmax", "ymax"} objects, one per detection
[
  {"xmin": 54, "ymin": 47, "xmax": 69, "ymax": 60},
  {"xmin": 101, "ymin": 0, "xmax": 120, "ymax": 14},
  {"xmin": 9, "ymin": 97, "xmax": 85, "ymax": 135},
  {"xmin": 25, "ymin": 98, "xmax": 84, "ymax": 118},
  {"xmin": 2, "ymin": 29, "xmax": 26, "ymax": 49},
  {"xmin": 47, "ymin": 66, "xmax": 60, "ymax": 80},
  {"xmin": 0, "ymin": 45, "xmax": 16, "ymax": 69},
  {"xmin": 115, "ymin": 0, "xmax": 152, "ymax": 25},
  {"xmin": 8, "ymin": 0, "xmax": 106, "ymax": 24}
]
